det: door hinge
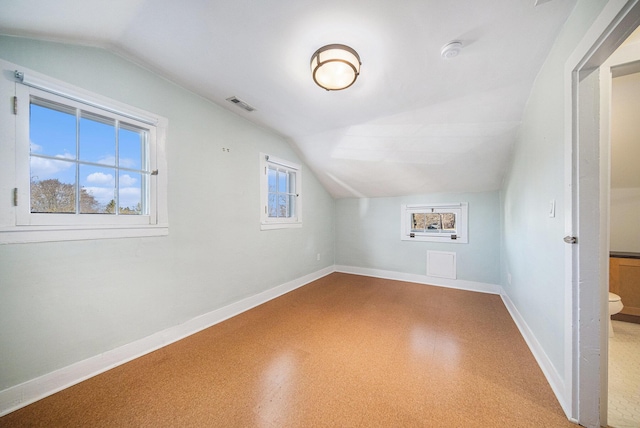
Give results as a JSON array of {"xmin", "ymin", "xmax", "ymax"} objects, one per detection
[
  {"xmin": 563, "ymin": 236, "xmax": 577, "ymax": 244},
  {"xmin": 13, "ymin": 188, "xmax": 18, "ymax": 206},
  {"xmin": 12, "ymin": 96, "xmax": 17, "ymax": 115}
]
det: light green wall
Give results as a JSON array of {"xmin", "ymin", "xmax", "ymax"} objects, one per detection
[
  {"xmin": 0, "ymin": 36, "xmax": 335, "ymax": 390},
  {"xmin": 500, "ymin": 0, "xmax": 608, "ymax": 377},
  {"xmin": 336, "ymin": 191, "xmax": 500, "ymax": 284}
]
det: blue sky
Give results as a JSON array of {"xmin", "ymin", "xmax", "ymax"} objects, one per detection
[{"xmin": 30, "ymin": 103, "xmax": 145, "ymax": 209}]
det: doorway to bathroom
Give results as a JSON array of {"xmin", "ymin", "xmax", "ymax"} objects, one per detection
[
  {"xmin": 606, "ymin": 27, "xmax": 640, "ymax": 428},
  {"xmin": 568, "ymin": 1, "xmax": 640, "ymax": 426}
]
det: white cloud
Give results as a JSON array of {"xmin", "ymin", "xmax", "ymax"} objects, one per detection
[
  {"xmin": 119, "ymin": 187, "xmax": 141, "ymax": 208},
  {"xmin": 83, "ymin": 186, "xmax": 115, "ymax": 205},
  {"xmin": 30, "ymin": 141, "xmax": 43, "ymax": 153},
  {"xmin": 30, "ymin": 156, "xmax": 74, "ymax": 179},
  {"xmin": 96, "ymin": 155, "xmax": 116, "ymax": 166},
  {"xmin": 83, "ymin": 186, "xmax": 140, "ymax": 208},
  {"xmin": 119, "ymin": 174, "xmax": 137, "ymax": 187},
  {"xmin": 86, "ymin": 172, "xmax": 114, "ymax": 185},
  {"xmin": 119, "ymin": 157, "xmax": 137, "ymax": 168}
]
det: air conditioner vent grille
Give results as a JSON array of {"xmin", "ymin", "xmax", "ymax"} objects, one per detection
[{"xmin": 226, "ymin": 96, "xmax": 256, "ymax": 112}]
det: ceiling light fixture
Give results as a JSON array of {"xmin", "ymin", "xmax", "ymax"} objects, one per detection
[{"xmin": 310, "ymin": 44, "xmax": 361, "ymax": 91}]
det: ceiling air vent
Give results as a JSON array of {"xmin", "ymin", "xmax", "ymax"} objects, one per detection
[{"xmin": 226, "ymin": 96, "xmax": 256, "ymax": 112}]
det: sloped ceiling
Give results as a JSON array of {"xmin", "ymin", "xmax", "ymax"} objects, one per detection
[{"xmin": 0, "ymin": 0, "xmax": 577, "ymax": 198}]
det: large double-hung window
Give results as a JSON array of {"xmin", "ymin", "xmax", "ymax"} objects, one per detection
[
  {"xmin": 27, "ymin": 95, "xmax": 151, "ymax": 217},
  {"xmin": 0, "ymin": 61, "xmax": 168, "ymax": 243}
]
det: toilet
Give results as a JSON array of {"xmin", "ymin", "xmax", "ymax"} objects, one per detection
[{"xmin": 609, "ymin": 292, "xmax": 624, "ymax": 337}]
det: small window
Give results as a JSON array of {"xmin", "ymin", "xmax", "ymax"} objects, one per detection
[
  {"xmin": 401, "ymin": 203, "xmax": 468, "ymax": 243},
  {"xmin": 260, "ymin": 154, "xmax": 302, "ymax": 230}
]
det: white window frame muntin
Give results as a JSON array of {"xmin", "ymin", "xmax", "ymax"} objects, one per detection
[
  {"xmin": 16, "ymin": 86, "xmax": 155, "ymax": 226},
  {"xmin": 0, "ymin": 60, "xmax": 168, "ymax": 243},
  {"xmin": 260, "ymin": 153, "xmax": 302, "ymax": 230},
  {"xmin": 400, "ymin": 202, "xmax": 468, "ymax": 243}
]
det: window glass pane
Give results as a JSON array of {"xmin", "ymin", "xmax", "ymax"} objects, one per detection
[
  {"xmin": 79, "ymin": 165, "xmax": 115, "ymax": 214},
  {"xmin": 30, "ymin": 158, "xmax": 76, "ymax": 213},
  {"xmin": 119, "ymin": 172, "xmax": 143, "ymax": 215},
  {"xmin": 30, "ymin": 153, "xmax": 76, "ymax": 184},
  {"xmin": 278, "ymin": 194, "xmax": 289, "ymax": 217},
  {"xmin": 402, "ymin": 204, "xmax": 466, "ymax": 243},
  {"xmin": 119, "ymin": 125, "xmax": 145, "ymax": 171},
  {"xmin": 268, "ymin": 192, "xmax": 277, "ymax": 217},
  {"xmin": 262, "ymin": 157, "xmax": 301, "ymax": 227},
  {"xmin": 411, "ymin": 213, "xmax": 427, "ymax": 231},
  {"xmin": 440, "ymin": 212, "xmax": 456, "ymax": 231},
  {"xmin": 268, "ymin": 167, "xmax": 278, "ymax": 217},
  {"xmin": 289, "ymin": 195, "xmax": 296, "ymax": 217},
  {"xmin": 411, "ymin": 212, "xmax": 456, "ymax": 233},
  {"xmin": 288, "ymin": 171, "xmax": 296, "ymax": 194},
  {"xmin": 79, "ymin": 112, "xmax": 116, "ymax": 166},
  {"xmin": 268, "ymin": 167, "xmax": 277, "ymax": 192},
  {"xmin": 30, "ymin": 101, "xmax": 76, "ymax": 159},
  {"xmin": 425, "ymin": 213, "xmax": 443, "ymax": 230},
  {"xmin": 278, "ymin": 169, "xmax": 288, "ymax": 193}
]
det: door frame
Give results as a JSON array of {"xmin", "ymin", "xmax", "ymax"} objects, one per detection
[{"xmin": 565, "ymin": 0, "xmax": 640, "ymax": 426}]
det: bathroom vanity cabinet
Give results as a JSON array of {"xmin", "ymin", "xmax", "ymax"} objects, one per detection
[{"xmin": 610, "ymin": 252, "xmax": 640, "ymax": 323}]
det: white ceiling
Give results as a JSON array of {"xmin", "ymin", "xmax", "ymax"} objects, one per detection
[{"xmin": 0, "ymin": 0, "xmax": 578, "ymax": 198}]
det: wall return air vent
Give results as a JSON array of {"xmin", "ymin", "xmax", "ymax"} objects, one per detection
[{"xmin": 226, "ymin": 96, "xmax": 256, "ymax": 112}]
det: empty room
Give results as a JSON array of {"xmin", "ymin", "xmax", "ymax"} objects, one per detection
[{"xmin": 1, "ymin": 1, "xmax": 639, "ymax": 427}]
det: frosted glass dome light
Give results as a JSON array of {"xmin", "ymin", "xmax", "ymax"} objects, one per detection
[{"xmin": 310, "ymin": 44, "xmax": 361, "ymax": 91}]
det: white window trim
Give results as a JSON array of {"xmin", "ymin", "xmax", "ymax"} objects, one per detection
[
  {"xmin": 260, "ymin": 153, "xmax": 302, "ymax": 230},
  {"xmin": 400, "ymin": 202, "xmax": 468, "ymax": 243},
  {"xmin": 0, "ymin": 60, "xmax": 169, "ymax": 244}
]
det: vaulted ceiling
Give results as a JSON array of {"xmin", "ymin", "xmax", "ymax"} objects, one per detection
[{"xmin": 0, "ymin": 0, "xmax": 577, "ymax": 198}]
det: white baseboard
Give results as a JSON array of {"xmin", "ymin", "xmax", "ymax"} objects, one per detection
[
  {"xmin": 0, "ymin": 266, "xmax": 334, "ymax": 417},
  {"xmin": 499, "ymin": 288, "xmax": 569, "ymax": 416},
  {"xmin": 335, "ymin": 265, "xmax": 501, "ymax": 295}
]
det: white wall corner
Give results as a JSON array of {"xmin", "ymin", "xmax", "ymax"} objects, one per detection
[
  {"xmin": 0, "ymin": 265, "xmax": 335, "ymax": 417},
  {"xmin": 335, "ymin": 265, "xmax": 500, "ymax": 295}
]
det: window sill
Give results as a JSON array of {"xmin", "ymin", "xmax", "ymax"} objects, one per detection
[
  {"xmin": 0, "ymin": 224, "xmax": 169, "ymax": 244},
  {"xmin": 401, "ymin": 234, "xmax": 467, "ymax": 244},
  {"xmin": 260, "ymin": 222, "xmax": 302, "ymax": 231}
]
